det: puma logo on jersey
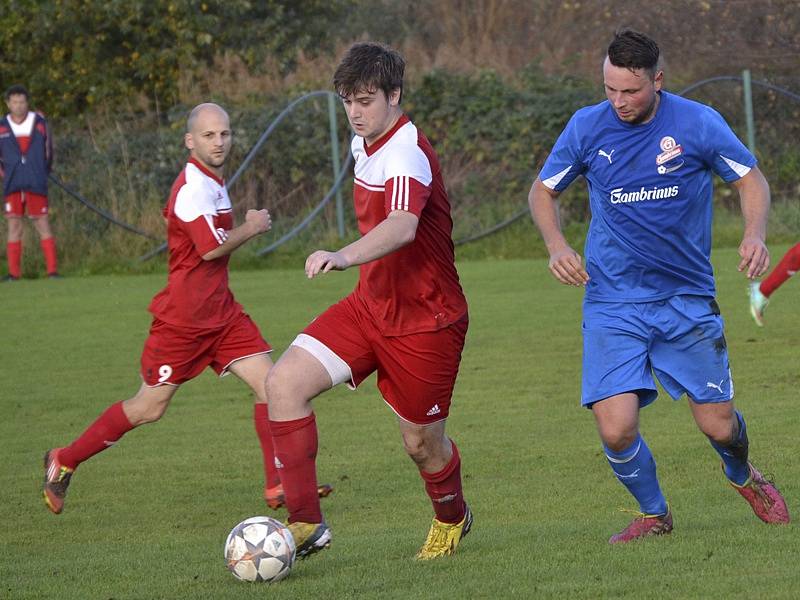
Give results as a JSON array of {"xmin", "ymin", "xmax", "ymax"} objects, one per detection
[
  {"xmin": 598, "ymin": 149, "xmax": 615, "ymax": 164},
  {"xmin": 426, "ymin": 404, "xmax": 441, "ymax": 416},
  {"xmin": 706, "ymin": 379, "xmax": 726, "ymax": 394}
]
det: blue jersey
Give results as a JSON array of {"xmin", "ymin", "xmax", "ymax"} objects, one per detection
[{"xmin": 538, "ymin": 91, "xmax": 756, "ymax": 302}]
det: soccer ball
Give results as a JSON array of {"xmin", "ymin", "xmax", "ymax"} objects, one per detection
[{"xmin": 224, "ymin": 516, "xmax": 296, "ymax": 583}]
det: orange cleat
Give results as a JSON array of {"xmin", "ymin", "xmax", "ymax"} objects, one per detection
[{"xmin": 264, "ymin": 483, "xmax": 334, "ymax": 510}]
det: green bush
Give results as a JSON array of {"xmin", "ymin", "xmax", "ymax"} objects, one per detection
[{"xmin": 0, "ymin": 0, "xmax": 353, "ymax": 117}]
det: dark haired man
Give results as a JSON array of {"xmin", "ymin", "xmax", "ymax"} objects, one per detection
[
  {"xmin": 42, "ymin": 103, "xmax": 333, "ymax": 515},
  {"xmin": 529, "ymin": 29, "xmax": 789, "ymax": 542},
  {"xmin": 265, "ymin": 42, "xmax": 471, "ymax": 560},
  {"xmin": 0, "ymin": 85, "xmax": 58, "ymax": 280}
]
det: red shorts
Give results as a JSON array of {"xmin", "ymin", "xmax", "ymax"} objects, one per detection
[
  {"xmin": 4, "ymin": 191, "xmax": 49, "ymax": 218},
  {"xmin": 140, "ymin": 311, "xmax": 271, "ymax": 386},
  {"xmin": 302, "ymin": 293, "xmax": 468, "ymax": 425}
]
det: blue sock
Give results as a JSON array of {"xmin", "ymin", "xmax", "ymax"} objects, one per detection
[
  {"xmin": 709, "ymin": 410, "xmax": 750, "ymax": 485},
  {"xmin": 604, "ymin": 434, "xmax": 668, "ymax": 516}
]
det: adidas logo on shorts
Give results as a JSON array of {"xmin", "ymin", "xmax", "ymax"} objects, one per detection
[{"xmin": 426, "ymin": 404, "xmax": 441, "ymax": 416}]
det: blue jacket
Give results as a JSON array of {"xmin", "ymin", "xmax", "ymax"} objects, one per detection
[{"xmin": 0, "ymin": 112, "xmax": 53, "ymax": 197}]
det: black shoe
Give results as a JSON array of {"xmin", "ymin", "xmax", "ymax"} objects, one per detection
[{"xmin": 1, "ymin": 274, "xmax": 18, "ymax": 282}]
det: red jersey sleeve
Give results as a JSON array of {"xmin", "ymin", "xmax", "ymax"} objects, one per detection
[
  {"xmin": 173, "ymin": 182, "xmax": 228, "ymax": 257},
  {"xmin": 384, "ymin": 175, "xmax": 431, "ymax": 217},
  {"xmin": 182, "ymin": 214, "xmax": 229, "ymax": 257},
  {"xmin": 382, "ymin": 142, "xmax": 433, "ymax": 217}
]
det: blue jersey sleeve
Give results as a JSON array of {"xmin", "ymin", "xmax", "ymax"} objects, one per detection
[
  {"xmin": 538, "ymin": 113, "xmax": 586, "ymax": 191},
  {"xmin": 701, "ymin": 107, "xmax": 756, "ymax": 183}
]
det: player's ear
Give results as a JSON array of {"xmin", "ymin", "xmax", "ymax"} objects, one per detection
[
  {"xmin": 653, "ymin": 70, "xmax": 664, "ymax": 92},
  {"xmin": 185, "ymin": 132, "xmax": 194, "ymax": 151},
  {"xmin": 389, "ymin": 87, "xmax": 401, "ymax": 106}
]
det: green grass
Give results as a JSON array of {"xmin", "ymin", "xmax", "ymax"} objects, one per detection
[{"xmin": 1, "ymin": 246, "xmax": 797, "ymax": 599}]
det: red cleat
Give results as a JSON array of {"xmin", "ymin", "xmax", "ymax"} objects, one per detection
[
  {"xmin": 729, "ymin": 463, "xmax": 790, "ymax": 524},
  {"xmin": 264, "ymin": 483, "xmax": 334, "ymax": 510},
  {"xmin": 43, "ymin": 449, "xmax": 74, "ymax": 515},
  {"xmin": 609, "ymin": 506, "xmax": 673, "ymax": 544}
]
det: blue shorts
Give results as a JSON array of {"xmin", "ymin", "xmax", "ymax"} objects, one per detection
[{"xmin": 582, "ymin": 295, "xmax": 733, "ymax": 407}]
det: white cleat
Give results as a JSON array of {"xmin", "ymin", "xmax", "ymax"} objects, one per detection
[{"xmin": 748, "ymin": 282, "xmax": 768, "ymax": 327}]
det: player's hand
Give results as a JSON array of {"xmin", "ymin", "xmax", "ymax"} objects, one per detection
[
  {"xmin": 738, "ymin": 236, "xmax": 769, "ymax": 279},
  {"xmin": 245, "ymin": 209, "xmax": 272, "ymax": 234},
  {"xmin": 305, "ymin": 250, "xmax": 349, "ymax": 279},
  {"xmin": 548, "ymin": 245, "xmax": 590, "ymax": 286}
]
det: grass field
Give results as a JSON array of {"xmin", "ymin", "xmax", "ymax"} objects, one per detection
[{"xmin": 1, "ymin": 245, "xmax": 797, "ymax": 599}]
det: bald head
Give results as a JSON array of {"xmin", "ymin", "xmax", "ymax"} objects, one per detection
[
  {"xmin": 185, "ymin": 102, "xmax": 232, "ymax": 176},
  {"xmin": 187, "ymin": 102, "xmax": 229, "ymax": 133}
]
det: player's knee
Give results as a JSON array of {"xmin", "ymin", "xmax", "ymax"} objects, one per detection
[
  {"xmin": 401, "ymin": 431, "xmax": 428, "ymax": 465},
  {"xmin": 8, "ymin": 219, "xmax": 23, "ymax": 237},
  {"xmin": 125, "ymin": 396, "xmax": 169, "ymax": 425},
  {"xmin": 137, "ymin": 404, "xmax": 168, "ymax": 425},
  {"xmin": 600, "ymin": 428, "xmax": 638, "ymax": 452},
  {"xmin": 402, "ymin": 430, "xmax": 446, "ymax": 468},
  {"xmin": 264, "ymin": 366, "xmax": 285, "ymax": 403},
  {"xmin": 700, "ymin": 418, "xmax": 736, "ymax": 444},
  {"xmin": 264, "ymin": 365, "xmax": 301, "ymax": 408}
]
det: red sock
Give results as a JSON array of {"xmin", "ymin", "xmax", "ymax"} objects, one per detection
[
  {"xmin": 59, "ymin": 402, "xmax": 135, "ymax": 470},
  {"xmin": 7, "ymin": 241, "xmax": 21, "ymax": 278},
  {"xmin": 270, "ymin": 414, "xmax": 321, "ymax": 523},
  {"xmin": 41, "ymin": 237, "xmax": 58, "ymax": 275},
  {"xmin": 420, "ymin": 439, "xmax": 466, "ymax": 524},
  {"xmin": 760, "ymin": 242, "xmax": 800, "ymax": 297},
  {"xmin": 254, "ymin": 403, "xmax": 281, "ymax": 489}
]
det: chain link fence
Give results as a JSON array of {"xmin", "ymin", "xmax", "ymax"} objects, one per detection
[{"xmin": 42, "ymin": 75, "xmax": 800, "ymax": 268}]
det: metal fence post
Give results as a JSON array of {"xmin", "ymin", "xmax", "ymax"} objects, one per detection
[
  {"xmin": 328, "ymin": 93, "xmax": 346, "ymax": 238},
  {"xmin": 742, "ymin": 69, "xmax": 756, "ymax": 154}
]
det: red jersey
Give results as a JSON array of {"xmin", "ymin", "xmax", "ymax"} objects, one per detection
[
  {"xmin": 148, "ymin": 158, "xmax": 241, "ymax": 329},
  {"xmin": 350, "ymin": 114, "xmax": 467, "ymax": 336}
]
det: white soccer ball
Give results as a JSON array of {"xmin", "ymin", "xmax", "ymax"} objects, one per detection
[{"xmin": 224, "ymin": 516, "xmax": 296, "ymax": 583}]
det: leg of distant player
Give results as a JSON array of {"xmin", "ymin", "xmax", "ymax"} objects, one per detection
[
  {"xmin": 43, "ymin": 383, "xmax": 179, "ymax": 514},
  {"xmin": 230, "ymin": 352, "xmax": 334, "ymax": 510},
  {"xmin": 760, "ymin": 242, "xmax": 800, "ymax": 298},
  {"xmin": 227, "ymin": 355, "xmax": 282, "ymax": 498},
  {"xmin": 5, "ymin": 216, "xmax": 23, "ymax": 279},
  {"xmin": 265, "ymin": 345, "xmax": 333, "ymax": 556},
  {"xmin": 399, "ymin": 418, "xmax": 471, "ymax": 559},
  {"xmin": 592, "ymin": 393, "xmax": 673, "ymax": 543},
  {"xmin": 32, "ymin": 215, "xmax": 59, "ymax": 277},
  {"xmin": 749, "ymin": 242, "xmax": 800, "ymax": 325},
  {"xmin": 690, "ymin": 398, "xmax": 789, "ymax": 524}
]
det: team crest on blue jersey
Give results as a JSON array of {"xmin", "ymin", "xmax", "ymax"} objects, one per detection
[{"xmin": 656, "ymin": 136, "xmax": 684, "ymax": 174}]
